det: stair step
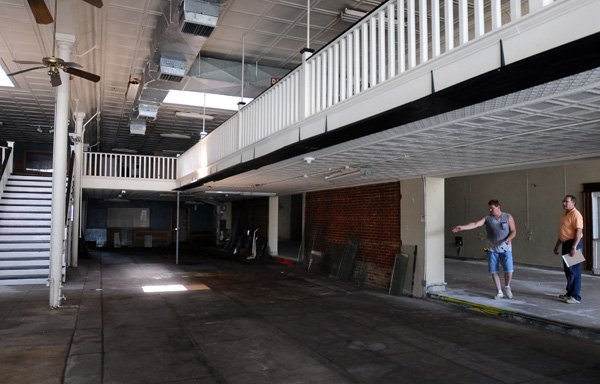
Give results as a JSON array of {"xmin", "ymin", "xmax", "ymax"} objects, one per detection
[
  {"xmin": 0, "ymin": 243, "xmax": 50, "ymax": 250},
  {"xmin": 6, "ymin": 179, "xmax": 53, "ymax": 186},
  {"xmin": 0, "ymin": 207, "xmax": 52, "ymax": 214},
  {"xmin": 0, "ymin": 260, "xmax": 49, "ymax": 267},
  {"xmin": 0, "ymin": 200, "xmax": 52, "ymax": 207},
  {"xmin": 0, "ymin": 227, "xmax": 51, "ymax": 234},
  {"xmin": 0, "ymin": 234, "xmax": 51, "ymax": 242},
  {"xmin": 0, "ymin": 212, "xmax": 51, "ymax": 220},
  {"xmin": 0, "ymin": 268, "xmax": 49, "ymax": 277},
  {"xmin": 3, "ymin": 186, "xmax": 53, "ymax": 193},
  {"xmin": 0, "ymin": 250, "xmax": 50, "ymax": 259},
  {"xmin": 0, "ymin": 278, "xmax": 48, "ymax": 286},
  {"xmin": 9, "ymin": 174, "xmax": 52, "ymax": 181},
  {"xmin": 0, "ymin": 219, "xmax": 51, "ymax": 227},
  {"xmin": 2, "ymin": 190, "xmax": 52, "ymax": 200}
]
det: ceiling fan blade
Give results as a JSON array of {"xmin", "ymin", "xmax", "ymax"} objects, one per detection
[
  {"xmin": 63, "ymin": 66, "xmax": 101, "ymax": 83},
  {"xmin": 81, "ymin": 0, "xmax": 103, "ymax": 8},
  {"xmin": 7, "ymin": 66, "xmax": 46, "ymax": 76},
  {"xmin": 27, "ymin": 0, "xmax": 54, "ymax": 24},
  {"xmin": 13, "ymin": 60, "xmax": 45, "ymax": 65},
  {"xmin": 63, "ymin": 61, "xmax": 83, "ymax": 69},
  {"xmin": 50, "ymin": 72, "xmax": 62, "ymax": 87}
]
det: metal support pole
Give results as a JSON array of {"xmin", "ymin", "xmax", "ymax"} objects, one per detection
[
  {"xmin": 71, "ymin": 112, "xmax": 85, "ymax": 267},
  {"xmin": 176, "ymin": 191, "xmax": 180, "ymax": 264},
  {"xmin": 49, "ymin": 33, "xmax": 75, "ymax": 309}
]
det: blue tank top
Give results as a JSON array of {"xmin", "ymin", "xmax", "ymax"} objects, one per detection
[{"xmin": 485, "ymin": 212, "xmax": 512, "ymax": 252}]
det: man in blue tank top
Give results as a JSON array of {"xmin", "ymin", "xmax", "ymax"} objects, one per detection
[{"xmin": 452, "ymin": 199, "xmax": 517, "ymax": 299}]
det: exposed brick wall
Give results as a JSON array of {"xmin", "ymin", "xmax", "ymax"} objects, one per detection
[{"xmin": 305, "ymin": 182, "xmax": 401, "ymax": 288}]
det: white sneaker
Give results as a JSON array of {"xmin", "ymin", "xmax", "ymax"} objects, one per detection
[
  {"xmin": 504, "ymin": 287, "xmax": 513, "ymax": 299},
  {"xmin": 494, "ymin": 291, "xmax": 504, "ymax": 300},
  {"xmin": 564, "ymin": 297, "xmax": 580, "ymax": 304}
]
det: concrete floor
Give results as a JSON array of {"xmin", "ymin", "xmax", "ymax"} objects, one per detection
[{"xmin": 1, "ymin": 249, "xmax": 600, "ymax": 384}]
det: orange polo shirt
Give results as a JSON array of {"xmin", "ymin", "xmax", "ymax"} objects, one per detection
[{"xmin": 558, "ymin": 207, "xmax": 583, "ymax": 242}]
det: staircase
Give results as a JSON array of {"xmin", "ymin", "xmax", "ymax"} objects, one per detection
[{"xmin": 0, "ymin": 174, "xmax": 52, "ymax": 285}]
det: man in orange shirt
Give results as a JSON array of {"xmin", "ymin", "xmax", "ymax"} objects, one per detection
[{"xmin": 553, "ymin": 195, "xmax": 584, "ymax": 304}]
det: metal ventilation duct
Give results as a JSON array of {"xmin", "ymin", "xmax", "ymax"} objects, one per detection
[
  {"xmin": 129, "ymin": 119, "xmax": 147, "ymax": 135},
  {"xmin": 179, "ymin": 0, "xmax": 219, "ymax": 37},
  {"xmin": 134, "ymin": 0, "xmax": 222, "ymax": 116},
  {"xmin": 158, "ymin": 55, "xmax": 186, "ymax": 82}
]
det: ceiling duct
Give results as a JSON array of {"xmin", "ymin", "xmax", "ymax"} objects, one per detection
[
  {"xmin": 129, "ymin": 119, "xmax": 147, "ymax": 135},
  {"xmin": 137, "ymin": 102, "xmax": 160, "ymax": 119},
  {"xmin": 186, "ymin": 56, "xmax": 291, "ymax": 98},
  {"xmin": 179, "ymin": 0, "xmax": 220, "ymax": 37},
  {"xmin": 133, "ymin": 1, "xmax": 222, "ymax": 116},
  {"xmin": 158, "ymin": 55, "xmax": 186, "ymax": 82}
]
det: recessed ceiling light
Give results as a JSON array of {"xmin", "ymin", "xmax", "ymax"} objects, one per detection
[{"xmin": 160, "ymin": 133, "xmax": 191, "ymax": 139}]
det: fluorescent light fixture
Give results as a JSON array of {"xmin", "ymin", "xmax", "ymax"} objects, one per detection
[
  {"xmin": 160, "ymin": 133, "xmax": 191, "ymax": 139},
  {"xmin": 105, "ymin": 198, "xmax": 130, "ymax": 203},
  {"xmin": 0, "ymin": 62, "xmax": 15, "ymax": 87},
  {"xmin": 112, "ymin": 148, "xmax": 138, "ymax": 154},
  {"xmin": 164, "ymin": 90, "xmax": 253, "ymax": 111},
  {"xmin": 204, "ymin": 190, "xmax": 277, "ymax": 196},
  {"xmin": 162, "ymin": 149, "xmax": 183, "ymax": 155},
  {"xmin": 142, "ymin": 284, "xmax": 188, "ymax": 293},
  {"xmin": 325, "ymin": 166, "xmax": 361, "ymax": 180},
  {"xmin": 340, "ymin": 8, "xmax": 367, "ymax": 23},
  {"xmin": 175, "ymin": 111, "xmax": 214, "ymax": 120}
]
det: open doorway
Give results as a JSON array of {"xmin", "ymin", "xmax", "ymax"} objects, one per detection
[
  {"xmin": 277, "ymin": 194, "xmax": 303, "ymax": 260},
  {"xmin": 583, "ymin": 183, "xmax": 600, "ymax": 275}
]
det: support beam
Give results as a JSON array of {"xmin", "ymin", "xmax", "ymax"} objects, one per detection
[
  {"xmin": 268, "ymin": 196, "xmax": 279, "ymax": 256},
  {"xmin": 400, "ymin": 177, "xmax": 445, "ymax": 297},
  {"xmin": 49, "ymin": 33, "xmax": 75, "ymax": 309}
]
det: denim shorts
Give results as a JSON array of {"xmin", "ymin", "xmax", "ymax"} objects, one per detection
[{"xmin": 487, "ymin": 250, "xmax": 514, "ymax": 274}]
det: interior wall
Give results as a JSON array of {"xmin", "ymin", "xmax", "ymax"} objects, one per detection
[
  {"xmin": 304, "ymin": 182, "xmax": 401, "ymax": 288},
  {"xmin": 445, "ymin": 159, "xmax": 600, "ymax": 269}
]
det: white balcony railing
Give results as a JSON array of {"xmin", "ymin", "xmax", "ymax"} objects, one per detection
[
  {"xmin": 186, "ymin": 0, "xmax": 557, "ymax": 181},
  {"xmin": 83, "ymin": 152, "xmax": 177, "ymax": 180}
]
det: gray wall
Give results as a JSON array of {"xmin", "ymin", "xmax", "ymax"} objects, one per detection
[{"xmin": 445, "ymin": 159, "xmax": 600, "ymax": 269}]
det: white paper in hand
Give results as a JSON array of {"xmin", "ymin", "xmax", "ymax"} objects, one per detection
[{"xmin": 562, "ymin": 250, "xmax": 585, "ymax": 267}]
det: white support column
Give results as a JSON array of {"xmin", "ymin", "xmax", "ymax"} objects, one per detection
[
  {"xmin": 268, "ymin": 196, "xmax": 279, "ymax": 256},
  {"xmin": 49, "ymin": 33, "xmax": 75, "ymax": 309},
  {"xmin": 400, "ymin": 177, "xmax": 445, "ymax": 297},
  {"xmin": 71, "ymin": 112, "xmax": 85, "ymax": 267}
]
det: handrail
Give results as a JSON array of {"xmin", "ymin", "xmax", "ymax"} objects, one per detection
[
  {"xmin": 65, "ymin": 150, "xmax": 75, "ymax": 219},
  {"xmin": 0, "ymin": 143, "xmax": 14, "ymax": 198},
  {"xmin": 191, "ymin": 0, "xmax": 555, "ymax": 175},
  {"xmin": 0, "ymin": 146, "xmax": 13, "ymax": 180},
  {"xmin": 83, "ymin": 152, "xmax": 177, "ymax": 180}
]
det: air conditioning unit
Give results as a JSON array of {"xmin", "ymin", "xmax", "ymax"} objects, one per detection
[
  {"xmin": 158, "ymin": 56, "xmax": 186, "ymax": 82},
  {"xmin": 179, "ymin": 0, "xmax": 219, "ymax": 37},
  {"xmin": 129, "ymin": 119, "xmax": 147, "ymax": 135}
]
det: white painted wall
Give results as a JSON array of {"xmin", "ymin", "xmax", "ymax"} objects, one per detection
[{"xmin": 446, "ymin": 159, "xmax": 600, "ymax": 269}]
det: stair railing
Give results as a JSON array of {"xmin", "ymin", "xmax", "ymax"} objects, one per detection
[
  {"xmin": 0, "ymin": 142, "xmax": 15, "ymax": 199},
  {"xmin": 62, "ymin": 149, "xmax": 76, "ymax": 281}
]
